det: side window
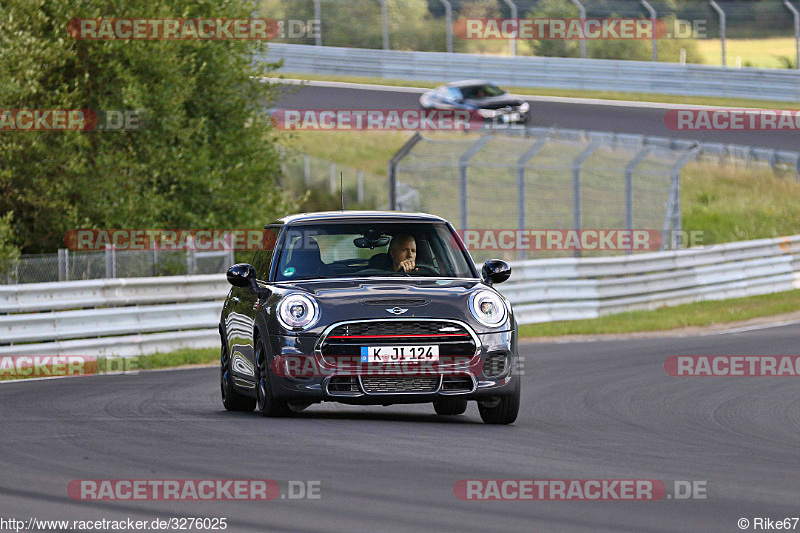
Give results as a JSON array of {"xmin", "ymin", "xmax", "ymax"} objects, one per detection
[
  {"xmin": 251, "ymin": 227, "xmax": 280, "ymax": 280},
  {"xmin": 446, "ymin": 87, "xmax": 462, "ymax": 101}
]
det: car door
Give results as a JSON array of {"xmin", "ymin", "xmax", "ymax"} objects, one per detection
[{"xmin": 226, "ymin": 227, "xmax": 279, "ymax": 382}]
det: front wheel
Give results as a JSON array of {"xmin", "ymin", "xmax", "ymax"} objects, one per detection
[
  {"xmin": 255, "ymin": 336, "xmax": 292, "ymax": 418},
  {"xmin": 478, "ymin": 378, "xmax": 520, "ymax": 425},
  {"xmin": 220, "ymin": 344, "xmax": 256, "ymax": 412}
]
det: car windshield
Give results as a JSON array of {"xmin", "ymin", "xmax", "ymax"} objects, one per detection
[
  {"xmin": 274, "ymin": 221, "xmax": 475, "ymax": 281},
  {"xmin": 460, "ymin": 84, "xmax": 506, "ymax": 99}
]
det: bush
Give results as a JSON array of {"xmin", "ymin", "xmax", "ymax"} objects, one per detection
[
  {"xmin": 0, "ymin": 212, "xmax": 20, "ymax": 279},
  {"xmin": 0, "ymin": 0, "xmax": 296, "ymax": 254}
]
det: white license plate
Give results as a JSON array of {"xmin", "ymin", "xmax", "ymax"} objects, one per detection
[
  {"xmin": 361, "ymin": 345, "xmax": 439, "ymax": 363},
  {"xmin": 502, "ymin": 112, "xmax": 520, "ymax": 123}
]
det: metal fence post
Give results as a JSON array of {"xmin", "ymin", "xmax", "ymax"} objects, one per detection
[
  {"xmin": 570, "ymin": 0, "xmax": 587, "ymax": 59},
  {"xmin": 388, "ymin": 132, "xmax": 423, "ymax": 210},
  {"xmin": 785, "ymin": 0, "xmax": 800, "ymax": 69},
  {"xmin": 438, "ymin": 0, "xmax": 453, "ymax": 53},
  {"xmin": 357, "ymin": 170, "xmax": 364, "ymax": 204},
  {"xmin": 313, "ymin": 0, "xmax": 322, "ymax": 46},
  {"xmin": 105, "ymin": 245, "xmax": 115, "ymax": 278},
  {"xmin": 458, "ymin": 136, "xmax": 492, "ymax": 230},
  {"xmin": 186, "ymin": 237, "xmax": 195, "ymax": 276},
  {"xmin": 501, "ymin": 0, "xmax": 518, "ymax": 56},
  {"xmin": 640, "ymin": 0, "xmax": 657, "ymax": 62},
  {"xmin": 624, "ymin": 146, "xmax": 653, "ymax": 255},
  {"xmin": 277, "ymin": 144, "xmax": 286, "ymax": 183},
  {"xmin": 379, "ymin": 0, "xmax": 389, "ymax": 50},
  {"xmin": 329, "ymin": 162, "xmax": 337, "ymax": 194},
  {"xmin": 516, "ymin": 138, "xmax": 548, "ymax": 259},
  {"xmin": 710, "ymin": 0, "xmax": 726, "ymax": 67},
  {"xmin": 58, "ymin": 248, "xmax": 66, "ymax": 281},
  {"xmin": 303, "ymin": 154, "xmax": 311, "ymax": 186},
  {"xmin": 572, "ymin": 144, "xmax": 598, "ymax": 257},
  {"xmin": 664, "ymin": 146, "xmax": 700, "ymax": 249}
]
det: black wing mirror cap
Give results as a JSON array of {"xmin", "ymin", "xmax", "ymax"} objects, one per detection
[
  {"xmin": 482, "ymin": 259, "xmax": 511, "ymax": 286},
  {"xmin": 227, "ymin": 263, "xmax": 256, "ymax": 287}
]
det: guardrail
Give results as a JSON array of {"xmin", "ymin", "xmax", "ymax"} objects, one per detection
[
  {"xmin": 2, "ymin": 235, "xmax": 799, "ymax": 357},
  {"xmin": 504, "ymin": 235, "xmax": 800, "ymax": 323},
  {"xmin": 263, "ymin": 43, "xmax": 800, "ymax": 102}
]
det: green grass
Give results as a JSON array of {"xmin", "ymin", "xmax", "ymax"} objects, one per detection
[
  {"xmin": 683, "ymin": 162, "xmax": 800, "ymax": 243},
  {"xmin": 276, "ymin": 72, "xmax": 800, "ymax": 109},
  {"xmin": 0, "ymin": 347, "xmax": 218, "ymax": 381},
  {"xmin": 281, "ymin": 129, "xmax": 800, "ymax": 242},
  {"xmin": 696, "ymin": 37, "xmax": 798, "ymax": 68},
  {"xmin": 519, "ymin": 288, "xmax": 800, "ymax": 337}
]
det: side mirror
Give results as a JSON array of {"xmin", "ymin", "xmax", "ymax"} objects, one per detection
[
  {"xmin": 482, "ymin": 259, "xmax": 511, "ymax": 286},
  {"xmin": 227, "ymin": 263, "xmax": 256, "ymax": 288}
]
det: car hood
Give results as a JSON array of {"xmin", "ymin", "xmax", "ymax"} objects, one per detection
[
  {"xmin": 465, "ymin": 95, "xmax": 525, "ymax": 110},
  {"xmin": 273, "ymin": 278, "xmax": 501, "ymax": 334}
]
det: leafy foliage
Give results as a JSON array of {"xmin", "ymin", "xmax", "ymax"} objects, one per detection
[{"xmin": 0, "ymin": 0, "xmax": 295, "ymax": 253}]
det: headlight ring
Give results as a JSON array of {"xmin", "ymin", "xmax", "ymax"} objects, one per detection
[
  {"xmin": 277, "ymin": 292, "xmax": 320, "ymax": 331},
  {"xmin": 469, "ymin": 290, "xmax": 507, "ymax": 328}
]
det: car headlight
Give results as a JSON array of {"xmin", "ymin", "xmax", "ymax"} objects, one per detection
[
  {"xmin": 518, "ymin": 101, "xmax": 530, "ymax": 113},
  {"xmin": 469, "ymin": 290, "xmax": 507, "ymax": 328},
  {"xmin": 277, "ymin": 292, "xmax": 319, "ymax": 331},
  {"xmin": 478, "ymin": 109, "xmax": 498, "ymax": 118}
]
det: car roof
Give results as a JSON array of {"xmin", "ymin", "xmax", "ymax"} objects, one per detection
[
  {"xmin": 271, "ymin": 210, "xmax": 449, "ymax": 226},
  {"xmin": 444, "ymin": 79, "xmax": 493, "ymax": 88}
]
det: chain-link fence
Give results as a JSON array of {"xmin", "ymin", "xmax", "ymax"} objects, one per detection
[
  {"xmin": 389, "ymin": 129, "xmax": 698, "ymax": 262},
  {"xmin": 262, "ymin": 0, "xmax": 800, "ymax": 67},
  {"xmin": 279, "ymin": 149, "xmax": 388, "ymax": 208},
  {"xmin": 6, "ymin": 249, "xmax": 234, "ymax": 285}
]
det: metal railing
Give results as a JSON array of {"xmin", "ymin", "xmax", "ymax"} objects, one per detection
[
  {"xmin": 263, "ymin": 43, "xmax": 800, "ymax": 101},
  {"xmin": 1, "ymin": 234, "xmax": 799, "ymax": 356}
]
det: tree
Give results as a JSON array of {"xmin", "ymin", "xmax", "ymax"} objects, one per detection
[
  {"xmin": 0, "ymin": 212, "xmax": 20, "ymax": 278},
  {"xmin": 0, "ymin": 0, "xmax": 295, "ymax": 254}
]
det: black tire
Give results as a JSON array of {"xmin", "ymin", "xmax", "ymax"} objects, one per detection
[
  {"xmin": 255, "ymin": 335, "xmax": 292, "ymax": 418},
  {"xmin": 433, "ymin": 397, "xmax": 468, "ymax": 416},
  {"xmin": 478, "ymin": 378, "xmax": 520, "ymax": 425},
  {"xmin": 220, "ymin": 343, "xmax": 256, "ymax": 412}
]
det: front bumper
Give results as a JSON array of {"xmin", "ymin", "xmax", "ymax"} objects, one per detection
[{"xmin": 266, "ymin": 330, "xmax": 519, "ymax": 404}]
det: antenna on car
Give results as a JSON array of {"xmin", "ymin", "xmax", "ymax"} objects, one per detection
[{"xmin": 340, "ymin": 171, "xmax": 344, "ymax": 211}]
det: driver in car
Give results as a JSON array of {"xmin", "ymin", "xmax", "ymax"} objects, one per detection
[{"xmin": 389, "ymin": 234, "xmax": 417, "ymax": 273}]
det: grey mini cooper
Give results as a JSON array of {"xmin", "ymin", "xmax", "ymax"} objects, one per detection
[{"xmin": 219, "ymin": 211, "xmax": 520, "ymax": 424}]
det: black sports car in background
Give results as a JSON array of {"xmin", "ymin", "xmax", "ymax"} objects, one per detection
[
  {"xmin": 219, "ymin": 211, "xmax": 520, "ymax": 424},
  {"xmin": 419, "ymin": 80, "xmax": 530, "ymax": 124}
]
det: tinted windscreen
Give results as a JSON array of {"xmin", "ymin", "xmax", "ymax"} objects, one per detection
[
  {"xmin": 274, "ymin": 222, "xmax": 475, "ymax": 281},
  {"xmin": 460, "ymin": 84, "xmax": 506, "ymax": 99}
]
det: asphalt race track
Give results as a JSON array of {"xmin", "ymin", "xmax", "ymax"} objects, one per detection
[
  {"xmin": 2, "ymin": 323, "xmax": 799, "ymax": 532},
  {"xmin": 273, "ymin": 82, "xmax": 800, "ymax": 151}
]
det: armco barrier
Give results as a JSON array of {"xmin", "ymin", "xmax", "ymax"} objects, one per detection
[
  {"xmin": 1, "ymin": 235, "xmax": 799, "ymax": 357},
  {"xmin": 263, "ymin": 43, "xmax": 800, "ymax": 102}
]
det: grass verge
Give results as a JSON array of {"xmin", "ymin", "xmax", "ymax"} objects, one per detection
[
  {"xmin": 519, "ymin": 289, "xmax": 800, "ymax": 338},
  {"xmin": 0, "ymin": 347, "xmax": 218, "ymax": 381},
  {"xmin": 276, "ymin": 72, "xmax": 800, "ymax": 109}
]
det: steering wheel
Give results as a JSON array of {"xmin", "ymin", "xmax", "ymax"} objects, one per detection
[{"xmin": 408, "ymin": 264, "xmax": 440, "ymax": 276}]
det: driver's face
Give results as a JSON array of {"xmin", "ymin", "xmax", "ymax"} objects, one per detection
[{"xmin": 390, "ymin": 237, "xmax": 416, "ymax": 267}]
